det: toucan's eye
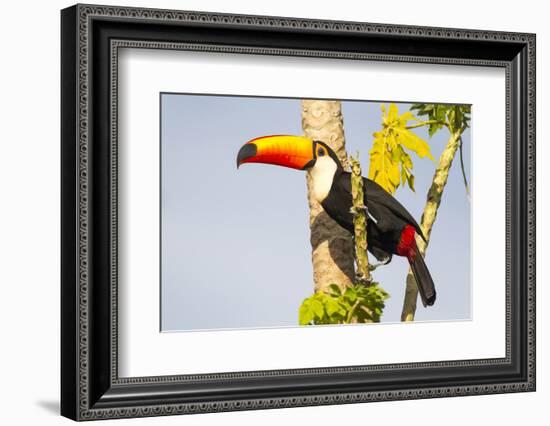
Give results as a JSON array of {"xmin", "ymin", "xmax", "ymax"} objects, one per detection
[{"xmin": 317, "ymin": 147, "xmax": 325, "ymax": 157}]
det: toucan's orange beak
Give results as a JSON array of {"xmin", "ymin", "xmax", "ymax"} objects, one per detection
[{"xmin": 236, "ymin": 135, "xmax": 315, "ymax": 170}]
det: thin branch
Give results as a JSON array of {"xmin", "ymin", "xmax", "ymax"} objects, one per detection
[
  {"xmin": 458, "ymin": 136, "xmax": 471, "ymax": 201},
  {"xmin": 346, "ymin": 299, "xmax": 361, "ymax": 323},
  {"xmin": 405, "ymin": 120, "xmax": 445, "ymax": 130},
  {"xmin": 400, "ymin": 130, "xmax": 462, "ymax": 321}
]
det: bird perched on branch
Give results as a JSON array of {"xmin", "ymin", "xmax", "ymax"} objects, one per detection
[{"xmin": 237, "ymin": 135, "xmax": 436, "ymax": 307}]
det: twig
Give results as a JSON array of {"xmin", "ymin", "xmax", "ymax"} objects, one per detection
[
  {"xmin": 346, "ymin": 299, "xmax": 361, "ymax": 323},
  {"xmin": 458, "ymin": 136, "xmax": 470, "ymax": 201},
  {"xmin": 405, "ymin": 120, "xmax": 445, "ymax": 130}
]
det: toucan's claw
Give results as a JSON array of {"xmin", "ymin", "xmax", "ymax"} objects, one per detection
[
  {"xmin": 355, "ymin": 273, "xmax": 372, "ymax": 286},
  {"xmin": 350, "ymin": 205, "xmax": 368, "ymax": 216},
  {"xmin": 368, "ymin": 256, "xmax": 392, "ymax": 271}
]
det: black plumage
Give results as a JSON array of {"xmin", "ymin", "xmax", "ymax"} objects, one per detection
[
  {"xmin": 321, "ymin": 171, "xmax": 422, "ymax": 258},
  {"xmin": 236, "ymin": 135, "xmax": 436, "ymax": 307},
  {"xmin": 321, "ymin": 169, "xmax": 436, "ymax": 307}
]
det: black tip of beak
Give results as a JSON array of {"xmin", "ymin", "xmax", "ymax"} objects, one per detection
[{"xmin": 236, "ymin": 143, "xmax": 257, "ymax": 169}]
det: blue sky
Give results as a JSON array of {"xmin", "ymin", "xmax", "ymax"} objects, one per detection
[{"xmin": 161, "ymin": 94, "xmax": 471, "ymax": 331}]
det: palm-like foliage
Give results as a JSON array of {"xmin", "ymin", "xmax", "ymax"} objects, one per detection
[{"xmin": 368, "ymin": 104, "xmax": 434, "ymax": 194}]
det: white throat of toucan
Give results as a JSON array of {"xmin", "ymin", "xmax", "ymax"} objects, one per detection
[{"xmin": 310, "ymin": 155, "xmax": 338, "ymax": 203}]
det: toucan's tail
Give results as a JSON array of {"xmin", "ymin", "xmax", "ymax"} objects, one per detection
[{"xmin": 409, "ymin": 246, "xmax": 436, "ymax": 307}]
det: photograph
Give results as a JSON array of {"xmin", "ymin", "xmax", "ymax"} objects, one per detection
[
  {"xmin": 160, "ymin": 94, "xmax": 472, "ymax": 331},
  {"xmin": 57, "ymin": 3, "xmax": 536, "ymax": 421}
]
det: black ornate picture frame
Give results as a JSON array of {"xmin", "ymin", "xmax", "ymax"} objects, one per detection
[{"xmin": 61, "ymin": 3, "xmax": 536, "ymax": 421}]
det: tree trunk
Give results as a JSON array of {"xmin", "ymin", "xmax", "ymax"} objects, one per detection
[
  {"xmin": 301, "ymin": 100, "xmax": 355, "ymax": 293},
  {"xmin": 401, "ymin": 131, "xmax": 462, "ymax": 321}
]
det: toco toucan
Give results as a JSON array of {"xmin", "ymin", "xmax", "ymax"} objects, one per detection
[{"xmin": 237, "ymin": 135, "xmax": 436, "ymax": 307}]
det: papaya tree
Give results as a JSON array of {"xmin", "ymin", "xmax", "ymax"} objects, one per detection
[
  {"xmin": 401, "ymin": 104, "xmax": 471, "ymax": 321},
  {"xmin": 301, "ymin": 100, "xmax": 355, "ymax": 293}
]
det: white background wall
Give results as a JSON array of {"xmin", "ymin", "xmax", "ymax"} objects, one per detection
[{"xmin": 0, "ymin": 0, "xmax": 546, "ymax": 424}]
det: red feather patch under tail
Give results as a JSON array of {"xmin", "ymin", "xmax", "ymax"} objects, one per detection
[
  {"xmin": 397, "ymin": 224, "xmax": 417, "ymax": 259},
  {"xmin": 398, "ymin": 225, "xmax": 436, "ymax": 307}
]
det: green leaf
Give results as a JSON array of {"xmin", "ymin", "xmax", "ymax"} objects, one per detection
[
  {"xmin": 298, "ymin": 283, "xmax": 390, "ymax": 325},
  {"xmin": 407, "ymin": 173, "xmax": 415, "ymax": 192},
  {"xmin": 428, "ymin": 122, "xmax": 443, "ymax": 138},
  {"xmin": 298, "ymin": 300, "xmax": 314, "ymax": 325},
  {"xmin": 325, "ymin": 297, "xmax": 345, "ymax": 317},
  {"xmin": 411, "ymin": 103, "xmax": 471, "ymax": 136},
  {"xmin": 344, "ymin": 287, "xmax": 357, "ymax": 303},
  {"xmin": 328, "ymin": 284, "xmax": 342, "ymax": 297},
  {"xmin": 311, "ymin": 299, "xmax": 324, "ymax": 318}
]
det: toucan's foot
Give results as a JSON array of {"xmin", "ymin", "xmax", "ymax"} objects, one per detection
[
  {"xmin": 368, "ymin": 256, "xmax": 392, "ymax": 271},
  {"xmin": 355, "ymin": 274, "xmax": 372, "ymax": 286},
  {"xmin": 350, "ymin": 205, "xmax": 368, "ymax": 216}
]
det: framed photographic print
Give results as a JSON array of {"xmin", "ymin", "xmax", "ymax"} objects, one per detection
[{"xmin": 61, "ymin": 3, "xmax": 536, "ymax": 421}]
